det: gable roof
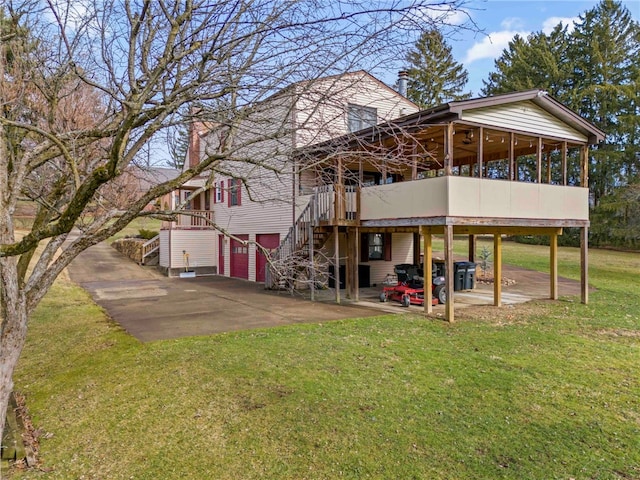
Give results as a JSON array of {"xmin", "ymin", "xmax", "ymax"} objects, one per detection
[{"xmin": 298, "ymin": 89, "xmax": 606, "ymax": 156}]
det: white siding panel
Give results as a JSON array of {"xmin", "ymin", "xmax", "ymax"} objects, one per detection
[
  {"xmin": 461, "ymin": 101, "xmax": 588, "ymax": 142},
  {"xmin": 159, "ymin": 230, "xmax": 170, "ymax": 267},
  {"xmin": 203, "ymin": 73, "xmax": 418, "ymax": 284},
  {"xmin": 167, "ymin": 230, "xmax": 216, "ymax": 269},
  {"xmin": 367, "ymin": 233, "xmax": 414, "ymax": 286},
  {"xmin": 295, "ymin": 73, "xmax": 418, "ymax": 147}
]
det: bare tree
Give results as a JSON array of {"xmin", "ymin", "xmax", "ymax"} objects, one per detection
[{"xmin": 0, "ymin": 0, "xmax": 473, "ymax": 445}]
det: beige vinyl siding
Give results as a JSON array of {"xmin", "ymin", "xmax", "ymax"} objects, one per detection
[
  {"xmin": 160, "ymin": 230, "xmax": 216, "ymax": 269},
  {"xmin": 204, "ymin": 73, "xmax": 418, "ymax": 283},
  {"xmin": 367, "ymin": 233, "xmax": 414, "ymax": 286},
  {"xmin": 461, "ymin": 101, "xmax": 588, "ymax": 142},
  {"xmin": 159, "ymin": 230, "xmax": 170, "ymax": 267},
  {"xmin": 294, "ymin": 73, "xmax": 418, "ymax": 147},
  {"xmin": 360, "ymin": 176, "xmax": 589, "ymax": 222},
  {"xmin": 321, "ymin": 231, "xmax": 414, "ymax": 287}
]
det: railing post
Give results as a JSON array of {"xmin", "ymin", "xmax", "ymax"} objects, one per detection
[{"xmin": 309, "ymin": 200, "xmax": 315, "ymax": 301}]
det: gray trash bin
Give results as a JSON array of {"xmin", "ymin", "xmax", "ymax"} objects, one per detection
[
  {"xmin": 453, "ymin": 262, "xmax": 466, "ymax": 291},
  {"xmin": 463, "ymin": 262, "xmax": 476, "ymax": 290}
]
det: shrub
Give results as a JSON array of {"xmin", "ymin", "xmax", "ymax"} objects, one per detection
[{"xmin": 138, "ymin": 228, "xmax": 159, "ymax": 240}]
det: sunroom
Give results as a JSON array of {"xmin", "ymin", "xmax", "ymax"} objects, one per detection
[{"xmin": 293, "ymin": 90, "xmax": 605, "ymax": 321}]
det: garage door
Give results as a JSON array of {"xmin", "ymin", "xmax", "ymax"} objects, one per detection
[
  {"xmin": 230, "ymin": 234, "xmax": 249, "ymax": 279},
  {"xmin": 255, "ymin": 233, "xmax": 280, "ymax": 283}
]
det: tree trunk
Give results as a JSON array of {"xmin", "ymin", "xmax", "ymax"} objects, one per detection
[{"xmin": 0, "ymin": 256, "xmax": 29, "ymax": 444}]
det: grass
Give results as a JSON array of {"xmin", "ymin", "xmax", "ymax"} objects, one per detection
[
  {"xmin": 10, "ymin": 241, "xmax": 640, "ymax": 479},
  {"xmin": 107, "ymin": 217, "xmax": 161, "ymax": 243}
]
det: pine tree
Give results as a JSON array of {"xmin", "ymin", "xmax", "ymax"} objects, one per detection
[
  {"xmin": 481, "ymin": 0, "xmax": 640, "ymax": 248},
  {"xmin": 405, "ymin": 29, "xmax": 471, "ymax": 108},
  {"xmin": 568, "ymin": 0, "xmax": 640, "ymax": 206},
  {"xmin": 482, "ymin": 25, "xmax": 571, "ymax": 98}
]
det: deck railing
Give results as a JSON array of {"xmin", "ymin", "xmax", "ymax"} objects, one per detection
[
  {"xmin": 161, "ymin": 210, "xmax": 214, "ymax": 229},
  {"xmin": 141, "ymin": 235, "xmax": 160, "ymax": 264},
  {"xmin": 265, "ymin": 184, "xmax": 359, "ymax": 288}
]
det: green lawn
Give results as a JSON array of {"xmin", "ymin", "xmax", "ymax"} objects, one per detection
[
  {"xmin": 107, "ymin": 217, "xmax": 162, "ymax": 243},
  {"xmin": 11, "ymin": 241, "xmax": 640, "ymax": 479}
]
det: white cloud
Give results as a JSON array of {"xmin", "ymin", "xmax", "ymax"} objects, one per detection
[
  {"xmin": 464, "ymin": 30, "xmax": 529, "ymax": 64},
  {"xmin": 542, "ymin": 16, "xmax": 578, "ymax": 34},
  {"xmin": 500, "ymin": 17, "xmax": 524, "ymax": 30},
  {"xmin": 417, "ymin": 5, "xmax": 473, "ymax": 27}
]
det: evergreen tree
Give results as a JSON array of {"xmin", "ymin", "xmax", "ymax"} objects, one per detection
[
  {"xmin": 569, "ymin": 0, "xmax": 640, "ymax": 206},
  {"xmin": 482, "ymin": 25, "xmax": 571, "ymax": 98},
  {"xmin": 481, "ymin": 0, "xmax": 640, "ymax": 247},
  {"xmin": 167, "ymin": 123, "xmax": 189, "ymax": 170},
  {"xmin": 405, "ymin": 29, "xmax": 471, "ymax": 108}
]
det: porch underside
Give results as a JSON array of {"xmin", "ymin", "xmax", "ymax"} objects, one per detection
[{"xmin": 331, "ymin": 217, "xmax": 589, "ymax": 323}]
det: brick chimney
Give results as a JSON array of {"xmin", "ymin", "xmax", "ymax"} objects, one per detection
[{"xmin": 188, "ymin": 122, "xmax": 201, "ymax": 169}]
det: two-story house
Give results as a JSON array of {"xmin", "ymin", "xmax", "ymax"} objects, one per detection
[
  {"xmin": 159, "ymin": 72, "xmax": 604, "ymax": 322},
  {"xmin": 159, "ymin": 71, "xmax": 420, "ymax": 280}
]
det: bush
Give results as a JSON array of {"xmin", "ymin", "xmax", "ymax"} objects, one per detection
[
  {"xmin": 138, "ymin": 228, "xmax": 159, "ymax": 240},
  {"xmin": 510, "ymin": 228, "xmax": 581, "ymax": 248}
]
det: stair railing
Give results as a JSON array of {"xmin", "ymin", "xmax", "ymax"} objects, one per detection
[
  {"xmin": 141, "ymin": 235, "xmax": 160, "ymax": 265},
  {"xmin": 265, "ymin": 188, "xmax": 333, "ymax": 289}
]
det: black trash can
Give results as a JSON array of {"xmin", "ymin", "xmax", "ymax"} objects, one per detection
[
  {"xmin": 453, "ymin": 262, "xmax": 466, "ymax": 291},
  {"xmin": 464, "ymin": 262, "xmax": 476, "ymax": 290}
]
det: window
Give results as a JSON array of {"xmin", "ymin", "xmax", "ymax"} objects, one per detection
[
  {"xmin": 348, "ymin": 104, "xmax": 377, "ymax": 133},
  {"xmin": 214, "ymin": 182, "xmax": 223, "ymax": 203},
  {"xmin": 360, "ymin": 233, "xmax": 392, "ymax": 262},
  {"xmin": 204, "ymin": 189, "xmax": 211, "ymax": 210},
  {"xmin": 368, "ymin": 233, "xmax": 384, "ymax": 260},
  {"xmin": 228, "ymin": 178, "xmax": 242, "ymax": 207}
]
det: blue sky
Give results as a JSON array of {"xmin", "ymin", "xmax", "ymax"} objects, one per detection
[{"xmin": 428, "ymin": 0, "xmax": 640, "ymax": 96}]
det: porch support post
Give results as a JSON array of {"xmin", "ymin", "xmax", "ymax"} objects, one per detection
[
  {"xmin": 444, "ymin": 224, "xmax": 454, "ymax": 322},
  {"xmin": 444, "ymin": 123, "xmax": 454, "ymax": 176},
  {"xmin": 309, "ymin": 201, "xmax": 315, "ymax": 301},
  {"xmin": 422, "ymin": 226, "xmax": 433, "ymax": 314},
  {"xmin": 334, "ymin": 225, "xmax": 340, "ymax": 304},
  {"xmin": 336, "ymin": 156, "xmax": 344, "ymax": 220},
  {"xmin": 508, "ymin": 132, "xmax": 515, "ymax": 181},
  {"xmin": 580, "ymin": 145, "xmax": 589, "ymax": 188},
  {"xmin": 550, "ymin": 231, "xmax": 558, "ymax": 300},
  {"xmin": 345, "ymin": 228, "xmax": 359, "ymax": 300},
  {"xmin": 546, "ymin": 151, "xmax": 552, "ymax": 184},
  {"xmin": 468, "ymin": 235, "xmax": 476, "ymax": 263},
  {"xmin": 413, "ymin": 231, "xmax": 421, "ymax": 265},
  {"xmin": 493, "ymin": 233, "xmax": 502, "ymax": 307},
  {"xmin": 477, "ymin": 126, "xmax": 484, "ymax": 178},
  {"xmin": 345, "ymin": 229, "xmax": 353, "ymax": 299},
  {"xmin": 354, "ymin": 227, "xmax": 360, "ymax": 301},
  {"xmin": 561, "ymin": 142, "xmax": 568, "ymax": 186},
  {"xmin": 580, "ymin": 227, "xmax": 589, "ymax": 304},
  {"xmin": 537, "ymin": 137, "xmax": 543, "ymax": 183}
]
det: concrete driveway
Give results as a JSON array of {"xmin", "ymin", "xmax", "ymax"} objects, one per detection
[
  {"xmin": 68, "ymin": 241, "xmax": 584, "ymax": 342},
  {"xmin": 68, "ymin": 242, "xmax": 385, "ymax": 342}
]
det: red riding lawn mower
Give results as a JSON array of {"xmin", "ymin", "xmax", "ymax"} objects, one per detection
[{"xmin": 379, "ymin": 264, "xmax": 446, "ymax": 308}]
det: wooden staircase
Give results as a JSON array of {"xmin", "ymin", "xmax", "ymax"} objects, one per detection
[
  {"xmin": 265, "ymin": 194, "xmax": 332, "ymax": 290},
  {"xmin": 141, "ymin": 235, "xmax": 160, "ymax": 265}
]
